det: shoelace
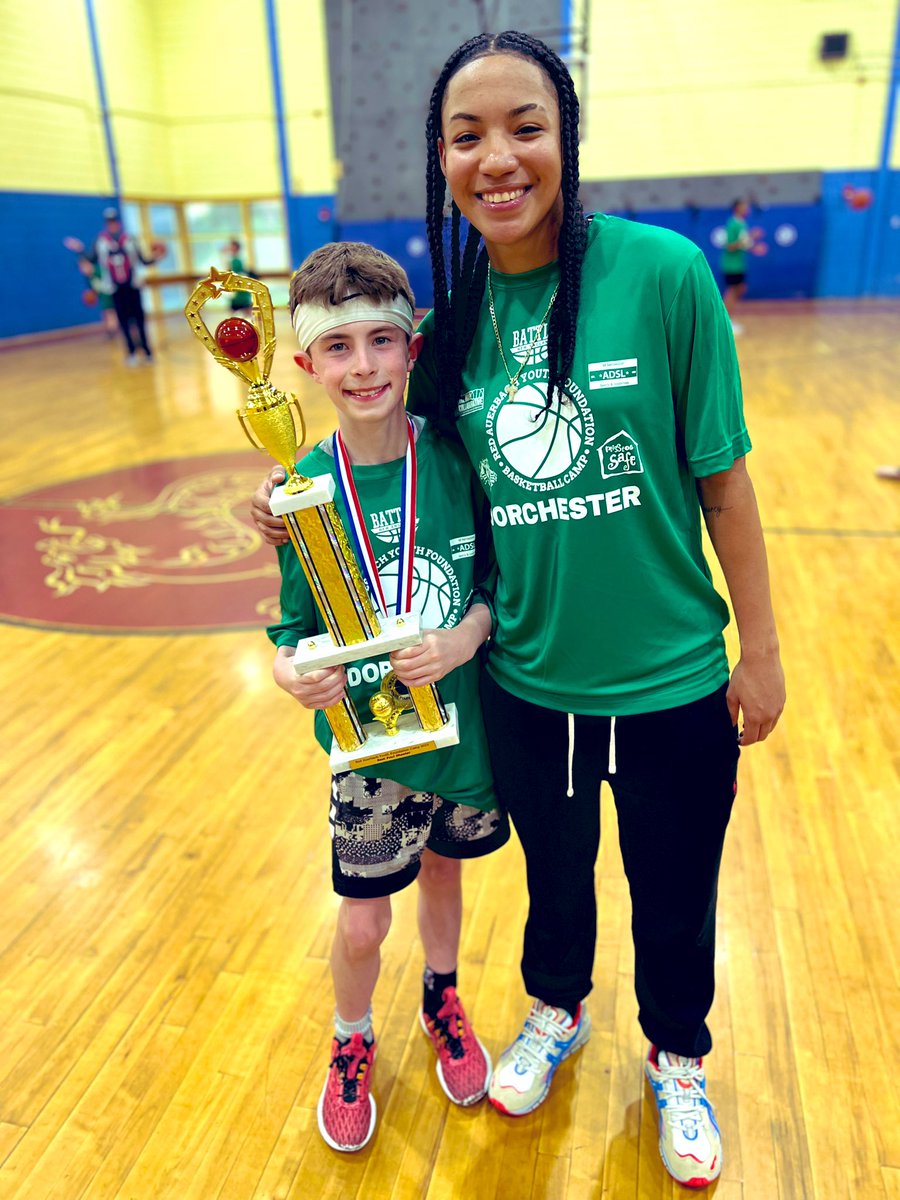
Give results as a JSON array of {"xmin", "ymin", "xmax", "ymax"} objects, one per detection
[
  {"xmin": 511, "ymin": 1004, "xmax": 574, "ymax": 1074},
  {"xmin": 331, "ymin": 1039, "xmax": 370, "ymax": 1103},
  {"xmin": 429, "ymin": 996, "xmax": 467, "ymax": 1059},
  {"xmin": 655, "ymin": 1057, "xmax": 708, "ymax": 1130}
]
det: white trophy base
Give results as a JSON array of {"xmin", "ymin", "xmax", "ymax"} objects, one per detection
[
  {"xmin": 292, "ymin": 613, "xmax": 422, "ymax": 673},
  {"xmin": 270, "ymin": 474, "xmax": 337, "ymax": 515},
  {"xmin": 330, "ymin": 704, "xmax": 460, "ymax": 772}
]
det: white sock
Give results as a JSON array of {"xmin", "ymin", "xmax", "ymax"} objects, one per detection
[{"xmin": 335, "ymin": 1007, "xmax": 374, "ymax": 1043}]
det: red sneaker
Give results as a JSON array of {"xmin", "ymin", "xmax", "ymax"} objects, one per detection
[
  {"xmin": 317, "ymin": 1032, "xmax": 377, "ymax": 1152},
  {"xmin": 419, "ymin": 987, "xmax": 491, "ymax": 1106}
]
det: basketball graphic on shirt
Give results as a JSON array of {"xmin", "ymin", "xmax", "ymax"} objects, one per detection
[
  {"xmin": 378, "ymin": 551, "xmax": 461, "ymax": 628},
  {"xmin": 493, "ymin": 380, "xmax": 586, "ymax": 481}
]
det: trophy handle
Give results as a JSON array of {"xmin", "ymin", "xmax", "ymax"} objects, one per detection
[
  {"xmin": 237, "ymin": 411, "xmax": 264, "ymax": 451},
  {"xmin": 289, "ymin": 396, "xmax": 306, "ymax": 449}
]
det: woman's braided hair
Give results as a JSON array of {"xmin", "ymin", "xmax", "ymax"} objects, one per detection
[{"xmin": 425, "ymin": 31, "xmax": 588, "ymax": 431}]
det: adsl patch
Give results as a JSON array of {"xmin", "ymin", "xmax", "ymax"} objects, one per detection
[{"xmin": 588, "ymin": 358, "xmax": 638, "ymax": 389}]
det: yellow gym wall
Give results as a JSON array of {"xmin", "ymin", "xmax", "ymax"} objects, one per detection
[
  {"xmin": 93, "ymin": 0, "xmax": 281, "ymax": 200},
  {"xmin": 275, "ymin": 0, "xmax": 337, "ymax": 195},
  {"xmin": 0, "ymin": 0, "xmax": 111, "ymax": 194},
  {"xmin": 2, "ymin": 0, "xmax": 896, "ymax": 202},
  {"xmin": 581, "ymin": 0, "xmax": 900, "ymax": 181}
]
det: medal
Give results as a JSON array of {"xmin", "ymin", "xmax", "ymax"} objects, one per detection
[{"xmin": 333, "ymin": 415, "xmax": 417, "ymax": 617}]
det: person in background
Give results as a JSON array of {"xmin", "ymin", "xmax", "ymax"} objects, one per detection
[
  {"xmin": 64, "ymin": 207, "xmax": 163, "ymax": 365},
  {"xmin": 225, "ymin": 239, "xmax": 254, "ymax": 314},
  {"xmin": 720, "ymin": 198, "xmax": 758, "ymax": 335}
]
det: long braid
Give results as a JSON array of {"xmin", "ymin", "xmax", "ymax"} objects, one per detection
[
  {"xmin": 425, "ymin": 37, "xmax": 490, "ymax": 430},
  {"xmin": 424, "ymin": 31, "xmax": 589, "ymax": 425},
  {"xmin": 449, "ymin": 201, "xmax": 461, "ymax": 297}
]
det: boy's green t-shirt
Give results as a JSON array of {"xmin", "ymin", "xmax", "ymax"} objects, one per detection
[
  {"xmin": 409, "ymin": 214, "xmax": 751, "ymax": 717},
  {"xmin": 267, "ymin": 420, "xmax": 497, "ymax": 811}
]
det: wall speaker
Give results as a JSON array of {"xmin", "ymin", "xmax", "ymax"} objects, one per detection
[{"xmin": 820, "ymin": 32, "xmax": 849, "ymax": 61}]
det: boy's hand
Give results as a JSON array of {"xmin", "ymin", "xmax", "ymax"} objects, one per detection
[
  {"xmin": 274, "ymin": 646, "xmax": 347, "ymax": 709},
  {"xmin": 251, "ymin": 466, "xmax": 290, "ymax": 545},
  {"xmin": 391, "ymin": 627, "xmax": 478, "ymax": 687}
]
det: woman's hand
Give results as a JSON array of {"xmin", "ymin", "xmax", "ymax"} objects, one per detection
[{"xmin": 726, "ymin": 651, "xmax": 785, "ymax": 745}]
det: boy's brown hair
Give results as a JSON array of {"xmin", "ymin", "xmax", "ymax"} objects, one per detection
[{"xmin": 289, "ymin": 242, "xmax": 415, "ymax": 316}]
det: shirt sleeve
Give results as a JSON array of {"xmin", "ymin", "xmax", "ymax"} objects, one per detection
[
  {"xmin": 266, "ymin": 542, "xmax": 320, "ymax": 648},
  {"xmin": 468, "ymin": 465, "xmax": 497, "ymax": 638},
  {"xmin": 665, "ymin": 250, "xmax": 752, "ymax": 478},
  {"xmin": 407, "ymin": 308, "xmax": 439, "ymax": 421}
]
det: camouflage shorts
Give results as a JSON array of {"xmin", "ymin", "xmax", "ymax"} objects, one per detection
[{"xmin": 330, "ymin": 771, "xmax": 509, "ymax": 898}]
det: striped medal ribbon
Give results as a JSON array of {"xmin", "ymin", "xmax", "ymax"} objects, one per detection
[{"xmin": 332, "ymin": 415, "xmax": 417, "ymax": 617}]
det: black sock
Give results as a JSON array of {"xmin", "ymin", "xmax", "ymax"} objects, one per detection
[{"xmin": 423, "ymin": 965, "xmax": 457, "ymax": 1019}]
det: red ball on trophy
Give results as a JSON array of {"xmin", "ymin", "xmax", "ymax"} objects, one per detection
[{"xmin": 215, "ymin": 317, "xmax": 259, "ymax": 362}]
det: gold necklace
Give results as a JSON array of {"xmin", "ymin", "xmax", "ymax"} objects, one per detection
[{"xmin": 487, "ymin": 265, "xmax": 559, "ymax": 400}]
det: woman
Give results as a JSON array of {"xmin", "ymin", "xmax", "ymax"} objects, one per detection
[{"xmin": 252, "ymin": 31, "xmax": 784, "ymax": 1188}]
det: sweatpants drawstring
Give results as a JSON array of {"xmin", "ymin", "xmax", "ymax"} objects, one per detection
[
  {"xmin": 608, "ymin": 715, "xmax": 617, "ymax": 775},
  {"xmin": 566, "ymin": 713, "xmax": 575, "ymax": 797}
]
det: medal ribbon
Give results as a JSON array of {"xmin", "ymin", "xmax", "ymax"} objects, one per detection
[{"xmin": 333, "ymin": 416, "xmax": 417, "ymax": 617}]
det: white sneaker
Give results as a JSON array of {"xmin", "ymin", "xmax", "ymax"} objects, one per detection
[
  {"xmin": 645, "ymin": 1047, "xmax": 722, "ymax": 1188},
  {"xmin": 125, "ymin": 353, "xmax": 138, "ymax": 366},
  {"xmin": 488, "ymin": 999, "xmax": 590, "ymax": 1115}
]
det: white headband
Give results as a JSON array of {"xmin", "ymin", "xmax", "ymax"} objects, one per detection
[{"xmin": 292, "ymin": 294, "xmax": 414, "ymax": 352}]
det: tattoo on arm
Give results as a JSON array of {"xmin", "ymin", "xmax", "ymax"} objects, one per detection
[{"xmin": 702, "ymin": 504, "xmax": 733, "ymax": 518}]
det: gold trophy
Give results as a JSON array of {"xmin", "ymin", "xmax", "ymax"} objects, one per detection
[{"xmin": 184, "ymin": 269, "xmax": 459, "ymax": 770}]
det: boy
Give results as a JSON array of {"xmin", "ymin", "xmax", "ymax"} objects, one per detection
[{"xmin": 267, "ymin": 242, "xmax": 507, "ymax": 1153}]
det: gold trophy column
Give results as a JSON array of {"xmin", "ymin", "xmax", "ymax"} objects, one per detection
[{"xmin": 184, "ymin": 270, "xmax": 372, "ymax": 753}]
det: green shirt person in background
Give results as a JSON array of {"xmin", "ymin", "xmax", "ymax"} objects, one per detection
[
  {"xmin": 226, "ymin": 239, "xmax": 253, "ymax": 312},
  {"xmin": 720, "ymin": 198, "xmax": 756, "ymax": 334}
]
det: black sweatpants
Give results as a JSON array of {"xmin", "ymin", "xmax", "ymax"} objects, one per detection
[
  {"xmin": 112, "ymin": 284, "xmax": 151, "ymax": 355},
  {"xmin": 481, "ymin": 672, "xmax": 739, "ymax": 1058}
]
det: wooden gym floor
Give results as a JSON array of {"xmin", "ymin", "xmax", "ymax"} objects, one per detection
[{"xmin": 0, "ymin": 300, "xmax": 898, "ymax": 1199}]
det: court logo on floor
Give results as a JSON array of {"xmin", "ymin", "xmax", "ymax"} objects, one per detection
[{"xmin": 0, "ymin": 453, "xmax": 281, "ymax": 633}]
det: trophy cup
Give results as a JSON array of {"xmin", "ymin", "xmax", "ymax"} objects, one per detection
[{"xmin": 184, "ymin": 268, "xmax": 459, "ymax": 770}]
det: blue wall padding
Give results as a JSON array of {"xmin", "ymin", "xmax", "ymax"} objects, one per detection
[
  {"xmin": 817, "ymin": 170, "xmax": 878, "ymax": 296},
  {"xmin": 285, "ymin": 194, "xmax": 339, "ymax": 270},
  {"xmin": 337, "ymin": 218, "xmax": 432, "ymax": 310},
  {"xmin": 0, "ymin": 192, "xmax": 116, "ymax": 338},
  {"xmin": 606, "ymin": 204, "xmax": 824, "ymax": 300},
  {"xmin": 873, "ymin": 170, "xmax": 900, "ymax": 294},
  {"xmin": 3, "ymin": 170, "xmax": 898, "ymax": 339}
]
